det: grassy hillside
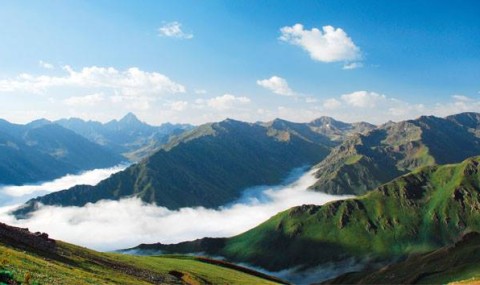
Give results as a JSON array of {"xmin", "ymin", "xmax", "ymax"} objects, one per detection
[
  {"xmin": 325, "ymin": 232, "xmax": 480, "ymax": 284},
  {"xmin": 15, "ymin": 118, "xmax": 332, "ymax": 216},
  {"xmin": 137, "ymin": 156, "xmax": 480, "ymax": 274},
  {"xmin": 0, "ymin": 222, "xmax": 284, "ymax": 285},
  {"xmin": 311, "ymin": 113, "xmax": 480, "ymax": 195}
]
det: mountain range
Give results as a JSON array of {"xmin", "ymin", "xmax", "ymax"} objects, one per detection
[
  {"xmin": 56, "ymin": 113, "xmax": 193, "ymax": 161},
  {"xmin": 0, "ymin": 113, "xmax": 193, "ymax": 186},
  {"xmin": 15, "ymin": 113, "xmax": 480, "ymax": 217},
  {"xmin": 0, "ymin": 119, "xmax": 123, "ymax": 185},
  {"xmin": 15, "ymin": 118, "xmax": 343, "ymax": 216},
  {"xmin": 310, "ymin": 112, "xmax": 480, "ymax": 195},
  {"xmin": 3, "ymin": 112, "xmax": 480, "ymax": 284}
]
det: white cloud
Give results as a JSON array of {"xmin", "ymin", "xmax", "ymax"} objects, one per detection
[
  {"xmin": 64, "ymin": 92, "xmax": 105, "ymax": 106},
  {"xmin": 452, "ymin": 95, "xmax": 472, "ymax": 102},
  {"xmin": 38, "ymin": 60, "xmax": 54, "ymax": 69},
  {"xmin": 341, "ymin": 91, "xmax": 386, "ymax": 108},
  {"xmin": 323, "ymin": 98, "xmax": 342, "ymax": 110},
  {"xmin": 279, "ymin": 24, "xmax": 362, "ymax": 65},
  {"xmin": 432, "ymin": 95, "xmax": 480, "ymax": 116},
  {"xmin": 0, "ymin": 66, "xmax": 186, "ymax": 96},
  {"xmin": 0, "ymin": 66, "xmax": 186, "ymax": 113},
  {"xmin": 0, "ymin": 169, "xmax": 351, "ymax": 251},
  {"xmin": 167, "ymin": 100, "xmax": 189, "ymax": 111},
  {"xmin": 156, "ymin": 93, "xmax": 480, "ymax": 126},
  {"xmin": 158, "ymin": 21, "xmax": 193, "ymax": 39},
  {"xmin": 342, "ymin": 62, "xmax": 363, "ymax": 70},
  {"xmin": 257, "ymin": 76, "xmax": 296, "ymax": 96},
  {"xmin": 0, "ymin": 165, "xmax": 127, "ymax": 207},
  {"xmin": 206, "ymin": 94, "xmax": 251, "ymax": 110},
  {"xmin": 313, "ymin": 92, "xmax": 480, "ymax": 124}
]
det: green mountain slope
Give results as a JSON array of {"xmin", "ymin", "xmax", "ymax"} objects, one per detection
[
  {"xmin": 15, "ymin": 118, "xmax": 332, "ymax": 216},
  {"xmin": 311, "ymin": 113, "xmax": 480, "ymax": 195},
  {"xmin": 0, "ymin": 119, "xmax": 123, "ymax": 185},
  {"xmin": 325, "ymin": 232, "xmax": 480, "ymax": 284},
  {"xmin": 56, "ymin": 113, "xmax": 193, "ymax": 161},
  {"xmin": 0, "ymin": 222, "xmax": 284, "ymax": 285},
  {"xmin": 135, "ymin": 156, "xmax": 480, "ymax": 274}
]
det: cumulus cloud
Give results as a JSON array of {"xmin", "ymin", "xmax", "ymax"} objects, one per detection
[
  {"xmin": 167, "ymin": 100, "xmax": 189, "ymax": 111},
  {"xmin": 279, "ymin": 24, "xmax": 362, "ymax": 66},
  {"xmin": 158, "ymin": 21, "xmax": 193, "ymax": 39},
  {"xmin": 0, "ymin": 66, "xmax": 186, "ymax": 96},
  {"xmin": 257, "ymin": 76, "xmax": 296, "ymax": 96},
  {"xmin": 341, "ymin": 91, "xmax": 386, "ymax": 108},
  {"xmin": 308, "ymin": 91, "xmax": 426, "ymax": 123},
  {"xmin": 322, "ymin": 98, "xmax": 342, "ymax": 110},
  {"xmin": 0, "ymin": 66, "xmax": 186, "ymax": 114},
  {"xmin": 204, "ymin": 94, "xmax": 251, "ymax": 110},
  {"xmin": 432, "ymin": 95, "xmax": 480, "ymax": 116},
  {"xmin": 0, "ymin": 169, "xmax": 351, "ymax": 251},
  {"xmin": 64, "ymin": 92, "xmax": 105, "ymax": 106}
]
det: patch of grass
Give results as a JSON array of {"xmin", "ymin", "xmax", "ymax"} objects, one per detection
[
  {"xmin": 0, "ymin": 239, "xmax": 281, "ymax": 285},
  {"xmin": 326, "ymin": 232, "xmax": 480, "ymax": 284},
  {"xmin": 344, "ymin": 154, "xmax": 362, "ymax": 165}
]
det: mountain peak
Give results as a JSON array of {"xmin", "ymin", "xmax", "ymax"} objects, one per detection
[
  {"xmin": 216, "ymin": 118, "xmax": 249, "ymax": 127},
  {"xmin": 119, "ymin": 112, "xmax": 141, "ymax": 124},
  {"xmin": 310, "ymin": 116, "xmax": 350, "ymax": 129},
  {"xmin": 26, "ymin": 118, "xmax": 52, "ymax": 128}
]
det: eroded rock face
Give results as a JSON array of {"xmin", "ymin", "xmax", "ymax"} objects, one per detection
[{"xmin": 0, "ymin": 222, "xmax": 55, "ymax": 253}]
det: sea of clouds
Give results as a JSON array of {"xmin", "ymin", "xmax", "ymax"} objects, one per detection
[
  {"xmin": 0, "ymin": 166, "xmax": 352, "ymax": 252},
  {"xmin": 0, "ymin": 165, "xmax": 128, "ymax": 206}
]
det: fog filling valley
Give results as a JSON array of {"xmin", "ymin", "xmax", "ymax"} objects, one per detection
[
  {"xmin": 0, "ymin": 167, "xmax": 352, "ymax": 251},
  {"xmin": 0, "ymin": 164, "xmax": 128, "ymax": 206}
]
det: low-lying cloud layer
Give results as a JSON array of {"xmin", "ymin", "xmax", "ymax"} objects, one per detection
[
  {"xmin": 0, "ymin": 164, "xmax": 127, "ymax": 206},
  {"xmin": 0, "ymin": 168, "xmax": 351, "ymax": 251}
]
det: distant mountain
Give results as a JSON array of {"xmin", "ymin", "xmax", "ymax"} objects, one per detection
[
  {"xmin": 15, "ymin": 118, "xmax": 334, "ymax": 216},
  {"xmin": 56, "ymin": 113, "xmax": 193, "ymax": 161},
  {"xmin": 326, "ymin": 232, "xmax": 480, "ymax": 284},
  {"xmin": 0, "ymin": 119, "xmax": 123, "ymax": 185},
  {"xmin": 307, "ymin": 116, "xmax": 375, "ymax": 142},
  {"xmin": 310, "ymin": 113, "xmax": 480, "ymax": 195},
  {"xmin": 446, "ymin": 111, "xmax": 480, "ymax": 137},
  {"xmin": 134, "ymin": 156, "xmax": 480, "ymax": 277},
  {"xmin": 0, "ymin": 222, "xmax": 283, "ymax": 285},
  {"xmin": 260, "ymin": 117, "xmax": 375, "ymax": 145}
]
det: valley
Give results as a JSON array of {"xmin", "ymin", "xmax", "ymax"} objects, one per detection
[{"xmin": 0, "ymin": 168, "xmax": 350, "ymax": 251}]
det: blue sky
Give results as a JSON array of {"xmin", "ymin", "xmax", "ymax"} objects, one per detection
[{"xmin": 0, "ymin": 0, "xmax": 479, "ymax": 125}]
